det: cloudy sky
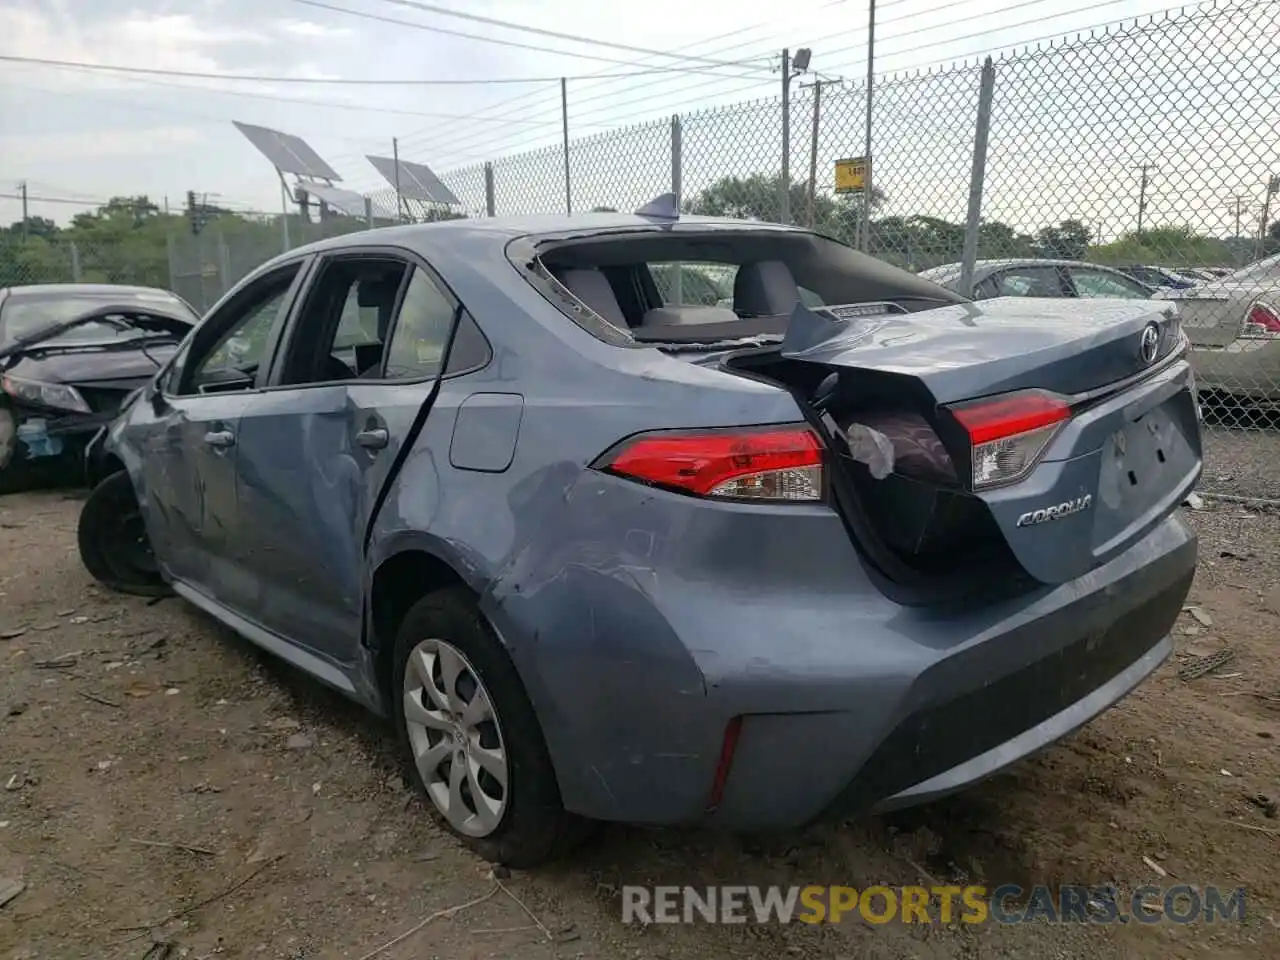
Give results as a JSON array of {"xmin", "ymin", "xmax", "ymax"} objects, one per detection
[{"xmin": 0, "ymin": 0, "xmax": 1219, "ymax": 226}]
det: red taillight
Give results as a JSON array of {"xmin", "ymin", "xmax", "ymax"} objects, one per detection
[
  {"xmin": 951, "ymin": 390, "xmax": 1071, "ymax": 444},
  {"xmin": 595, "ymin": 424, "xmax": 824, "ymax": 501},
  {"xmin": 1242, "ymin": 301, "xmax": 1280, "ymax": 337},
  {"xmin": 949, "ymin": 389, "xmax": 1072, "ymax": 490}
]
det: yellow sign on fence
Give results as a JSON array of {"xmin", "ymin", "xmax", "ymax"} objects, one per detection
[{"xmin": 834, "ymin": 156, "xmax": 868, "ymax": 193}]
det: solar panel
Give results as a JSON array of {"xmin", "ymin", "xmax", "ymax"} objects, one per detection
[
  {"xmin": 233, "ymin": 121, "xmax": 342, "ymax": 181},
  {"xmin": 296, "ymin": 180, "xmax": 369, "ymax": 218},
  {"xmin": 366, "ymin": 155, "xmax": 460, "ymax": 206}
]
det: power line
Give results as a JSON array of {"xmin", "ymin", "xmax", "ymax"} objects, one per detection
[
  {"xmin": 0, "ymin": 52, "xmax": 767, "ymax": 86},
  {"xmin": 0, "ymin": 191, "xmax": 111, "ymax": 206},
  {"xmin": 503, "ymin": 0, "xmax": 1142, "ymax": 151},
  {"xmin": 329, "ymin": 0, "xmax": 855, "ymax": 172},
  {"xmin": 356, "ymin": 0, "xmax": 780, "ymax": 69},
  {"xmin": 383, "ymin": 0, "xmax": 974, "ymax": 171},
  {"xmin": 5, "ymin": 71, "xmax": 562, "ymax": 126},
  {"xmin": 293, "ymin": 0, "xmax": 773, "ymax": 76}
]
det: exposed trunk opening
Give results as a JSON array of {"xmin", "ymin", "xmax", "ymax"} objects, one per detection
[{"xmin": 722, "ymin": 349, "xmax": 1036, "ymax": 609}]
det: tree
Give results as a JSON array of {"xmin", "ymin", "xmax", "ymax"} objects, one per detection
[
  {"xmin": 1034, "ymin": 219, "xmax": 1092, "ymax": 260},
  {"xmin": 1, "ymin": 216, "xmax": 57, "ymax": 239},
  {"xmin": 1269, "ymin": 220, "xmax": 1280, "ymax": 241},
  {"xmin": 684, "ymin": 173, "xmax": 885, "ymax": 244},
  {"xmin": 590, "ymin": 205, "xmax": 618, "ymax": 212}
]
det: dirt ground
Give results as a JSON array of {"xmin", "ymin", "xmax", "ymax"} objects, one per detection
[{"xmin": 1, "ymin": 491, "xmax": 1278, "ymax": 960}]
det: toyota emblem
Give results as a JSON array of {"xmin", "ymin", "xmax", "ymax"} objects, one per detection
[{"xmin": 1139, "ymin": 323, "xmax": 1160, "ymax": 365}]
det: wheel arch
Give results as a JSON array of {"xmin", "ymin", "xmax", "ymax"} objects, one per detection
[{"xmin": 364, "ymin": 532, "xmax": 498, "ymax": 710}]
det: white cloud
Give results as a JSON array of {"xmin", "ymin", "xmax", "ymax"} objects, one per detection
[
  {"xmin": 275, "ymin": 18, "xmax": 352, "ymax": 38},
  {"xmin": 5, "ymin": 124, "xmax": 208, "ymax": 164}
]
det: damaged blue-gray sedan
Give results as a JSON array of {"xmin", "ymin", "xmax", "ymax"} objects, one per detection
[{"xmin": 78, "ymin": 203, "xmax": 1201, "ymax": 867}]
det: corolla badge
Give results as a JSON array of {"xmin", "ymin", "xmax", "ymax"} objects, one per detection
[
  {"xmin": 1016, "ymin": 494, "xmax": 1093, "ymax": 527},
  {"xmin": 1139, "ymin": 322, "xmax": 1160, "ymax": 364}
]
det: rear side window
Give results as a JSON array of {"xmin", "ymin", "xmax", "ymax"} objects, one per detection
[
  {"xmin": 382, "ymin": 268, "xmax": 491, "ymax": 380},
  {"xmin": 990, "ymin": 267, "xmax": 1063, "ymax": 297},
  {"xmin": 1071, "ymin": 269, "xmax": 1151, "ymax": 299}
]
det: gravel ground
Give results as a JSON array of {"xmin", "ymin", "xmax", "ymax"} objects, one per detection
[
  {"xmin": 1199, "ymin": 418, "xmax": 1280, "ymax": 503},
  {"xmin": 1, "ymin": 492, "xmax": 1278, "ymax": 960}
]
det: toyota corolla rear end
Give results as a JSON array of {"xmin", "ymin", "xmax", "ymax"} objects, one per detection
[{"xmin": 490, "ymin": 225, "xmax": 1200, "ymax": 830}]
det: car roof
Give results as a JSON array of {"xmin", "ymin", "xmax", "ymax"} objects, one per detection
[
  {"xmin": 268, "ymin": 212, "xmax": 805, "ymax": 263},
  {"xmin": 1, "ymin": 283, "xmax": 184, "ymax": 298},
  {"xmin": 923, "ymin": 258, "xmax": 1130, "ymax": 283}
]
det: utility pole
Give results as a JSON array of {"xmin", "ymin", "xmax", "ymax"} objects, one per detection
[
  {"xmin": 18, "ymin": 181, "xmax": 28, "ymax": 240},
  {"xmin": 1134, "ymin": 162, "xmax": 1157, "ymax": 236},
  {"xmin": 779, "ymin": 48, "xmax": 812, "ymax": 227},
  {"xmin": 1257, "ymin": 173, "xmax": 1279, "ymax": 260},
  {"xmin": 1226, "ymin": 195, "xmax": 1245, "ymax": 240},
  {"xmin": 392, "ymin": 137, "xmax": 404, "ymax": 223},
  {"xmin": 807, "ymin": 79, "xmax": 822, "ymax": 229},
  {"xmin": 780, "ymin": 48, "xmax": 792, "ymax": 226}
]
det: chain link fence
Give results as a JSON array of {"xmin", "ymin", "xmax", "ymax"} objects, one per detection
[{"xmin": 2, "ymin": 0, "xmax": 1276, "ymax": 497}]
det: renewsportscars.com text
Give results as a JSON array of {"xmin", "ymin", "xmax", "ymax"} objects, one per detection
[{"xmin": 622, "ymin": 884, "xmax": 1246, "ymax": 925}]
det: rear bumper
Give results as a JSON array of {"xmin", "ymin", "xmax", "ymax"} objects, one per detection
[
  {"xmin": 489, "ymin": 467, "xmax": 1197, "ymax": 829},
  {"xmin": 709, "ymin": 517, "xmax": 1192, "ymax": 830},
  {"xmin": 1189, "ymin": 338, "xmax": 1280, "ymax": 400}
]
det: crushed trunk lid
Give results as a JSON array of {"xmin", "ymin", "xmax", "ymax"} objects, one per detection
[{"xmin": 779, "ymin": 297, "xmax": 1201, "ymax": 585}]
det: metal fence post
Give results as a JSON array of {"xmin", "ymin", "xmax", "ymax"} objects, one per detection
[
  {"xmin": 561, "ymin": 78, "xmax": 572, "ymax": 214},
  {"xmin": 780, "ymin": 48, "xmax": 792, "ymax": 226},
  {"xmin": 671, "ymin": 114, "xmax": 683, "ymax": 304},
  {"xmin": 166, "ymin": 233, "xmax": 177, "ymax": 290},
  {"xmin": 218, "ymin": 235, "xmax": 232, "ymax": 301},
  {"xmin": 69, "ymin": 241, "xmax": 82, "ymax": 282},
  {"xmin": 959, "ymin": 57, "xmax": 997, "ymax": 297},
  {"xmin": 484, "ymin": 162, "xmax": 496, "ymax": 217}
]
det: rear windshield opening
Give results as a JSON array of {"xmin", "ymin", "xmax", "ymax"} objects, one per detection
[{"xmin": 521, "ymin": 229, "xmax": 962, "ymax": 345}]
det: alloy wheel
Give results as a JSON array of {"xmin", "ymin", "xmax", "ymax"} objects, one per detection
[{"xmin": 402, "ymin": 638, "xmax": 508, "ymax": 837}]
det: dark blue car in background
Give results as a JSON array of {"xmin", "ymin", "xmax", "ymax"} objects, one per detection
[{"xmin": 77, "ymin": 208, "xmax": 1200, "ymax": 866}]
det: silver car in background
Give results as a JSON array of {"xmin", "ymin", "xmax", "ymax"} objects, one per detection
[
  {"xmin": 921, "ymin": 257, "xmax": 1280, "ymax": 406},
  {"xmin": 1155, "ymin": 252, "xmax": 1280, "ymax": 405}
]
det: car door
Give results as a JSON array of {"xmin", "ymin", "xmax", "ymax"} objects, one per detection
[
  {"xmin": 230, "ymin": 249, "xmax": 490, "ymax": 665},
  {"xmin": 131, "ymin": 261, "xmax": 307, "ymax": 598},
  {"xmin": 1066, "ymin": 266, "xmax": 1156, "ymax": 299}
]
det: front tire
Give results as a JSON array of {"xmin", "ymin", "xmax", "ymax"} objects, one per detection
[
  {"xmin": 392, "ymin": 586, "xmax": 583, "ymax": 867},
  {"xmin": 77, "ymin": 470, "xmax": 170, "ymax": 596}
]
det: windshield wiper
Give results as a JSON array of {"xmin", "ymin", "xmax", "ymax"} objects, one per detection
[{"xmin": 0, "ymin": 303, "xmax": 193, "ymax": 363}]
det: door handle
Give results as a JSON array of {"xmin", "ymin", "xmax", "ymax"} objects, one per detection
[
  {"xmin": 204, "ymin": 429, "xmax": 235, "ymax": 448},
  {"xmin": 355, "ymin": 427, "xmax": 389, "ymax": 450}
]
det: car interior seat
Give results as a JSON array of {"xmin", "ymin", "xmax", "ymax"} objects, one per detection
[
  {"xmin": 356, "ymin": 275, "xmax": 403, "ymax": 377},
  {"xmin": 555, "ymin": 267, "xmax": 629, "ymax": 330},
  {"xmin": 733, "ymin": 260, "xmax": 801, "ymax": 317}
]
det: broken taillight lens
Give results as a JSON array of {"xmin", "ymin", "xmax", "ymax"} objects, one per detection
[
  {"xmin": 1241, "ymin": 301, "xmax": 1280, "ymax": 338},
  {"xmin": 594, "ymin": 424, "xmax": 824, "ymax": 502},
  {"xmin": 949, "ymin": 389, "xmax": 1072, "ymax": 490}
]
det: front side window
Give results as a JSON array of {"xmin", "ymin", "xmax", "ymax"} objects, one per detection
[{"xmin": 178, "ymin": 264, "xmax": 300, "ymax": 394}]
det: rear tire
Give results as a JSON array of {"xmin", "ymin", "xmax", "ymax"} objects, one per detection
[
  {"xmin": 77, "ymin": 470, "xmax": 170, "ymax": 597},
  {"xmin": 391, "ymin": 586, "xmax": 588, "ymax": 867}
]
